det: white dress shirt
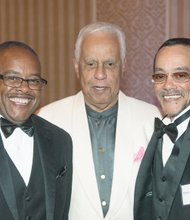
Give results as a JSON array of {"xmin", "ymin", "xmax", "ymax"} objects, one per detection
[
  {"xmin": 162, "ymin": 107, "xmax": 190, "ymax": 166},
  {"xmin": 0, "ymin": 125, "xmax": 33, "ymax": 186}
]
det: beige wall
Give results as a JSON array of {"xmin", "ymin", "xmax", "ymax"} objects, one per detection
[
  {"xmin": 167, "ymin": 0, "xmax": 190, "ymax": 38},
  {"xmin": 0, "ymin": 0, "xmax": 189, "ymax": 106},
  {"xmin": 0, "ymin": 0, "xmax": 96, "ymax": 106}
]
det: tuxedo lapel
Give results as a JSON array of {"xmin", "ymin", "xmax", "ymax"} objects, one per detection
[
  {"xmin": 107, "ymin": 94, "xmax": 134, "ymax": 218},
  {"xmin": 134, "ymin": 122, "xmax": 190, "ymax": 219},
  {"xmin": 72, "ymin": 93, "xmax": 103, "ymax": 217},
  {"xmin": 164, "ymin": 123, "xmax": 190, "ymax": 209},
  {"xmin": 0, "ymin": 135, "xmax": 19, "ymax": 220},
  {"xmin": 33, "ymin": 118, "xmax": 56, "ymax": 220},
  {"xmin": 134, "ymin": 132, "xmax": 158, "ymax": 218}
]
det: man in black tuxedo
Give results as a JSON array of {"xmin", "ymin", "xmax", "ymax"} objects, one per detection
[
  {"xmin": 0, "ymin": 41, "xmax": 72, "ymax": 220},
  {"xmin": 134, "ymin": 38, "xmax": 190, "ymax": 220}
]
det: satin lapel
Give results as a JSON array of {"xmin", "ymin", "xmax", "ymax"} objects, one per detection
[
  {"xmin": 33, "ymin": 119, "xmax": 56, "ymax": 220},
  {"xmin": 134, "ymin": 132, "xmax": 158, "ymax": 215},
  {"xmin": 0, "ymin": 135, "xmax": 19, "ymax": 220}
]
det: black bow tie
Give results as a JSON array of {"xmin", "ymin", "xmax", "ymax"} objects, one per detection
[
  {"xmin": 155, "ymin": 109, "xmax": 190, "ymax": 143},
  {"xmin": 155, "ymin": 118, "xmax": 178, "ymax": 143},
  {"xmin": 0, "ymin": 117, "xmax": 34, "ymax": 138}
]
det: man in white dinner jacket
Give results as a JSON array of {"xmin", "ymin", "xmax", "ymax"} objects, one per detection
[{"xmin": 38, "ymin": 22, "xmax": 161, "ymax": 220}]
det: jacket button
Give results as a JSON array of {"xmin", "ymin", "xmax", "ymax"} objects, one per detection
[{"xmin": 25, "ymin": 196, "xmax": 31, "ymax": 201}]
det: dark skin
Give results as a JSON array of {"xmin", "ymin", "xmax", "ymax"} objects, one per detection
[{"xmin": 0, "ymin": 47, "xmax": 42, "ymax": 124}]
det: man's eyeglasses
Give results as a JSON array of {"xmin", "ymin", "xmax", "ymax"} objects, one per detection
[
  {"xmin": 152, "ymin": 72, "xmax": 190, "ymax": 84},
  {"xmin": 0, "ymin": 74, "xmax": 47, "ymax": 90}
]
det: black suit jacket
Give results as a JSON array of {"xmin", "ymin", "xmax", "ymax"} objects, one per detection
[
  {"xmin": 134, "ymin": 132, "xmax": 156, "ymax": 220},
  {"xmin": 0, "ymin": 114, "xmax": 73, "ymax": 220},
  {"xmin": 134, "ymin": 124, "xmax": 190, "ymax": 220}
]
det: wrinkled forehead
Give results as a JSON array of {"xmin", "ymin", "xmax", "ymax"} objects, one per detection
[
  {"xmin": 80, "ymin": 32, "xmax": 121, "ymax": 60},
  {"xmin": 82, "ymin": 31, "xmax": 119, "ymax": 47}
]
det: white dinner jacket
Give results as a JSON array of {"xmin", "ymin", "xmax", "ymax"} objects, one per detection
[{"xmin": 38, "ymin": 91, "xmax": 161, "ymax": 220}]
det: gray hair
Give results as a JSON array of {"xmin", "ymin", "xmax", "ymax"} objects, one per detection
[{"xmin": 74, "ymin": 22, "xmax": 127, "ymax": 63}]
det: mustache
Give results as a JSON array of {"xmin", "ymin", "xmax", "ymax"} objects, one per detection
[{"xmin": 158, "ymin": 89, "xmax": 185, "ymax": 98}]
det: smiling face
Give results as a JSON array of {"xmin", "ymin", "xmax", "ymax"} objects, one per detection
[
  {"xmin": 154, "ymin": 45, "xmax": 190, "ymax": 117},
  {"xmin": 74, "ymin": 32, "xmax": 123, "ymax": 112},
  {"xmin": 0, "ymin": 47, "xmax": 42, "ymax": 124}
]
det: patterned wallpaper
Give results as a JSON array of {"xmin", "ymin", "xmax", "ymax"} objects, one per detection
[
  {"xmin": 0, "ymin": 0, "xmax": 190, "ymax": 106},
  {"xmin": 96, "ymin": 0, "xmax": 166, "ymax": 105}
]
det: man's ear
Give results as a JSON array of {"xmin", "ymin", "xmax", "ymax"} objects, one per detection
[{"xmin": 73, "ymin": 58, "xmax": 79, "ymax": 78}]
